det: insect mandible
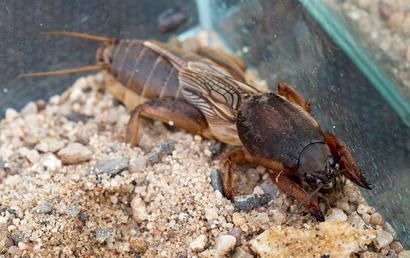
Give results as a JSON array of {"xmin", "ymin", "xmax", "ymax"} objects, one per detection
[{"xmin": 21, "ymin": 31, "xmax": 372, "ymax": 221}]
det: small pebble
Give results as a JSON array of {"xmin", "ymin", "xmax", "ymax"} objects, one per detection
[
  {"xmin": 36, "ymin": 99, "xmax": 46, "ymax": 111},
  {"xmin": 21, "ymin": 101, "xmax": 38, "ymax": 115},
  {"xmin": 361, "ymin": 213, "xmax": 371, "ymax": 224},
  {"xmin": 65, "ymin": 112, "xmax": 90, "ymax": 123},
  {"xmin": 210, "ymin": 169, "xmax": 224, "ymax": 195},
  {"xmin": 374, "ymin": 229, "xmax": 394, "ymax": 249},
  {"xmin": 130, "ymin": 197, "xmax": 148, "ymax": 222},
  {"xmin": 370, "ymin": 212, "xmax": 384, "ymax": 226},
  {"xmin": 232, "ymin": 212, "xmax": 246, "ymax": 227},
  {"xmin": 326, "ymin": 208, "xmax": 347, "ymax": 222},
  {"xmin": 18, "ymin": 147, "xmax": 40, "ymax": 164},
  {"xmin": 234, "ymin": 194, "xmax": 270, "ymax": 210},
  {"xmin": 57, "ymin": 143, "xmax": 92, "ymax": 164},
  {"xmin": 336, "ymin": 199, "xmax": 350, "ymax": 213},
  {"xmin": 228, "ymin": 227, "xmax": 242, "ymax": 246},
  {"xmin": 11, "ymin": 235, "xmax": 23, "ymax": 245},
  {"xmin": 357, "ymin": 204, "xmax": 375, "ymax": 215},
  {"xmin": 259, "ymin": 178, "xmax": 278, "ymax": 197},
  {"xmin": 390, "ymin": 241, "xmax": 404, "ymax": 254},
  {"xmin": 66, "ymin": 206, "xmax": 80, "ymax": 217},
  {"xmin": 148, "ymin": 142, "xmax": 174, "ymax": 163},
  {"xmin": 347, "ymin": 212, "xmax": 366, "ymax": 229},
  {"xmin": 95, "ymin": 228, "xmax": 110, "ymax": 243},
  {"xmin": 210, "ymin": 141, "xmax": 224, "ymax": 155},
  {"xmin": 35, "ymin": 137, "xmax": 65, "ymax": 153},
  {"xmin": 270, "ymin": 209, "xmax": 286, "ymax": 224},
  {"xmin": 41, "ymin": 154, "xmax": 62, "ymax": 171},
  {"xmin": 5, "ymin": 108, "xmax": 18, "ymax": 120},
  {"xmin": 130, "ymin": 238, "xmax": 147, "ymax": 252},
  {"xmin": 33, "ymin": 202, "xmax": 54, "ymax": 214},
  {"xmin": 215, "ymin": 235, "xmax": 236, "ymax": 256},
  {"xmin": 345, "ymin": 189, "xmax": 360, "ymax": 204},
  {"xmin": 89, "ymin": 157, "xmax": 129, "ymax": 176},
  {"xmin": 129, "ymin": 156, "xmax": 147, "ymax": 172},
  {"xmin": 383, "ymin": 222, "xmax": 397, "ymax": 240},
  {"xmin": 18, "ymin": 241, "xmax": 34, "ymax": 251},
  {"xmin": 189, "ymin": 234, "xmax": 207, "ymax": 252}
]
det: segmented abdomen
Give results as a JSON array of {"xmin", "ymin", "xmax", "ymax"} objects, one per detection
[{"xmin": 99, "ymin": 40, "xmax": 203, "ymax": 101}]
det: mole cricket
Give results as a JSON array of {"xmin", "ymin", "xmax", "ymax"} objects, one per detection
[{"xmin": 21, "ymin": 31, "xmax": 372, "ymax": 221}]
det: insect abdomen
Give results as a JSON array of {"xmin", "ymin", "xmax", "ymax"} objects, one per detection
[{"xmin": 99, "ymin": 40, "xmax": 184, "ymax": 102}]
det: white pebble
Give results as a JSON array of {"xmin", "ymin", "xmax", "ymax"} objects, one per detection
[
  {"xmin": 130, "ymin": 197, "xmax": 148, "ymax": 222},
  {"xmin": 205, "ymin": 208, "xmax": 218, "ymax": 221},
  {"xmin": 326, "ymin": 208, "xmax": 347, "ymax": 222},
  {"xmin": 357, "ymin": 204, "xmax": 374, "ymax": 215},
  {"xmin": 270, "ymin": 209, "xmax": 286, "ymax": 224},
  {"xmin": 215, "ymin": 235, "xmax": 236, "ymax": 256},
  {"xmin": 373, "ymin": 229, "xmax": 393, "ymax": 249},
  {"xmin": 129, "ymin": 156, "xmax": 147, "ymax": 172},
  {"xmin": 36, "ymin": 137, "xmax": 65, "ymax": 153},
  {"xmin": 190, "ymin": 234, "xmax": 207, "ymax": 252},
  {"xmin": 5, "ymin": 108, "xmax": 18, "ymax": 120},
  {"xmin": 18, "ymin": 147, "xmax": 40, "ymax": 163},
  {"xmin": 41, "ymin": 154, "xmax": 62, "ymax": 171},
  {"xmin": 21, "ymin": 101, "xmax": 38, "ymax": 115},
  {"xmin": 258, "ymin": 212, "xmax": 269, "ymax": 224}
]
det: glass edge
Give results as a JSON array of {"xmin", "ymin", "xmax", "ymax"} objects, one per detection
[{"xmin": 300, "ymin": 0, "xmax": 410, "ymax": 127}]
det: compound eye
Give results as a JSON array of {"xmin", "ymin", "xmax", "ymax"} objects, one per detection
[
  {"xmin": 305, "ymin": 173, "xmax": 315, "ymax": 185},
  {"xmin": 329, "ymin": 158, "xmax": 335, "ymax": 167}
]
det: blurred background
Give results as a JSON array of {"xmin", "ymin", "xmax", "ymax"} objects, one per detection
[{"xmin": 1, "ymin": 0, "xmax": 408, "ymax": 248}]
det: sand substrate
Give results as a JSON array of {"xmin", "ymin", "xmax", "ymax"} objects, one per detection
[{"xmin": 0, "ymin": 72, "xmax": 408, "ymax": 257}]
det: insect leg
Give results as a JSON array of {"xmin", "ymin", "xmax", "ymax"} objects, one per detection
[
  {"xmin": 126, "ymin": 99, "xmax": 213, "ymax": 147},
  {"xmin": 221, "ymin": 148, "xmax": 248, "ymax": 200},
  {"xmin": 221, "ymin": 149, "xmax": 324, "ymax": 221},
  {"xmin": 277, "ymin": 82, "xmax": 311, "ymax": 113},
  {"xmin": 324, "ymin": 133, "xmax": 372, "ymax": 189},
  {"xmin": 269, "ymin": 170, "xmax": 324, "ymax": 221}
]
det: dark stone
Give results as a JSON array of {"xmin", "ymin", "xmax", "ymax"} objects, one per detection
[
  {"xmin": 11, "ymin": 234, "xmax": 23, "ymax": 245},
  {"xmin": 64, "ymin": 112, "xmax": 92, "ymax": 123},
  {"xmin": 7, "ymin": 208, "xmax": 16, "ymax": 215},
  {"xmin": 88, "ymin": 157, "xmax": 130, "ymax": 176},
  {"xmin": 210, "ymin": 142, "xmax": 224, "ymax": 156},
  {"xmin": 234, "ymin": 194, "xmax": 271, "ymax": 210},
  {"xmin": 148, "ymin": 142, "xmax": 174, "ymax": 164},
  {"xmin": 210, "ymin": 169, "xmax": 224, "ymax": 195}
]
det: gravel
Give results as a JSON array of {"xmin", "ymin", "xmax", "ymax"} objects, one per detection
[{"xmin": 0, "ymin": 36, "xmax": 407, "ymax": 255}]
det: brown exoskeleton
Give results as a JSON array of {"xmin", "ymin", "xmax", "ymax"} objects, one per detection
[{"xmin": 22, "ymin": 31, "xmax": 372, "ymax": 221}]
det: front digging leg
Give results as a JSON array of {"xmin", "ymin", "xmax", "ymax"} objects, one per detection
[
  {"xmin": 324, "ymin": 133, "xmax": 372, "ymax": 189},
  {"xmin": 221, "ymin": 149, "xmax": 324, "ymax": 221},
  {"xmin": 269, "ymin": 170, "xmax": 324, "ymax": 222}
]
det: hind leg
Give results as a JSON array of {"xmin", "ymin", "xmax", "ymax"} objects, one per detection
[{"xmin": 126, "ymin": 99, "xmax": 213, "ymax": 146}]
